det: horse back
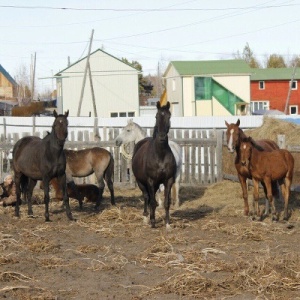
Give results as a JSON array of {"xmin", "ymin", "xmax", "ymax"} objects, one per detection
[{"xmin": 256, "ymin": 139, "xmax": 279, "ymax": 151}]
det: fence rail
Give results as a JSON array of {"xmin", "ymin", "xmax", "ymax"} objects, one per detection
[
  {"xmin": 0, "ymin": 127, "xmax": 223, "ymax": 187},
  {"xmin": 0, "ymin": 117, "xmax": 299, "ymax": 190}
]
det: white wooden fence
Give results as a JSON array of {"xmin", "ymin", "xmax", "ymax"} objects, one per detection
[{"xmin": 0, "ymin": 115, "xmax": 299, "ymax": 187}]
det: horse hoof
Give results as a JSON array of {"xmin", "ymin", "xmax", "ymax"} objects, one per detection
[{"xmin": 143, "ymin": 216, "xmax": 150, "ymax": 225}]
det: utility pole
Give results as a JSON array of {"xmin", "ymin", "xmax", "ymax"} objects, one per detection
[
  {"xmin": 77, "ymin": 29, "xmax": 94, "ymax": 116},
  {"xmin": 31, "ymin": 52, "xmax": 36, "ymax": 101},
  {"xmin": 284, "ymin": 65, "xmax": 297, "ymax": 114}
]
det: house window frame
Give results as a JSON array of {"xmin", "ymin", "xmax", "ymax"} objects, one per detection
[
  {"xmin": 290, "ymin": 80, "xmax": 297, "ymax": 90},
  {"xmin": 110, "ymin": 111, "xmax": 136, "ymax": 118},
  {"xmin": 259, "ymin": 81, "xmax": 265, "ymax": 90},
  {"xmin": 289, "ymin": 105, "xmax": 298, "ymax": 115},
  {"xmin": 250, "ymin": 100, "xmax": 269, "ymax": 114}
]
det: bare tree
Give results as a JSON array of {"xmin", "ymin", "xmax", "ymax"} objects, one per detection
[
  {"xmin": 14, "ymin": 64, "xmax": 31, "ymax": 105},
  {"xmin": 289, "ymin": 55, "xmax": 300, "ymax": 67},
  {"xmin": 233, "ymin": 43, "xmax": 261, "ymax": 68}
]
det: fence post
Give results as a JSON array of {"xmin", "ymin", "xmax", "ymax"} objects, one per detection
[
  {"xmin": 277, "ymin": 134, "xmax": 286, "ymax": 149},
  {"xmin": 216, "ymin": 130, "xmax": 223, "ymax": 182}
]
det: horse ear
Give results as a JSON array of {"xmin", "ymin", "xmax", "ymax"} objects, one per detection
[
  {"xmin": 65, "ymin": 110, "xmax": 69, "ymax": 117},
  {"xmin": 128, "ymin": 118, "xmax": 133, "ymax": 124},
  {"xmin": 225, "ymin": 121, "xmax": 229, "ymax": 128},
  {"xmin": 166, "ymin": 101, "xmax": 170, "ymax": 110},
  {"xmin": 53, "ymin": 110, "xmax": 58, "ymax": 118},
  {"xmin": 236, "ymin": 119, "xmax": 240, "ymax": 126},
  {"xmin": 156, "ymin": 101, "xmax": 161, "ymax": 109}
]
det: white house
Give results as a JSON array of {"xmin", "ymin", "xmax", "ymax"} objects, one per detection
[
  {"xmin": 55, "ymin": 49, "xmax": 140, "ymax": 117},
  {"xmin": 163, "ymin": 60, "xmax": 252, "ymax": 117}
]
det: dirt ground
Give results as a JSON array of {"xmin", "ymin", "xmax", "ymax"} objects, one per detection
[{"xmin": 1, "ymin": 180, "xmax": 300, "ymax": 300}]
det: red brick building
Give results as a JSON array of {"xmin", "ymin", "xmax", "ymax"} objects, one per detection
[{"xmin": 251, "ymin": 68, "xmax": 300, "ymax": 115}]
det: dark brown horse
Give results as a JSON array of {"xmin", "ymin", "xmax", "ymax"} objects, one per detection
[
  {"xmin": 240, "ymin": 137, "xmax": 294, "ymax": 221},
  {"xmin": 64, "ymin": 147, "xmax": 115, "ymax": 211},
  {"xmin": 225, "ymin": 119, "xmax": 279, "ymax": 217},
  {"xmin": 50, "ymin": 177, "xmax": 100, "ymax": 203},
  {"xmin": 132, "ymin": 101, "xmax": 176, "ymax": 229},
  {"xmin": 12, "ymin": 110, "xmax": 73, "ymax": 221}
]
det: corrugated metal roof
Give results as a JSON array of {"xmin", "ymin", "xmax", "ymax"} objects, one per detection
[
  {"xmin": 251, "ymin": 68, "xmax": 300, "ymax": 80},
  {"xmin": 0, "ymin": 64, "xmax": 18, "ymax": 86},
  {"xmin": 169, "ymin": 60, "xmax": 252, "ymax": 76}
]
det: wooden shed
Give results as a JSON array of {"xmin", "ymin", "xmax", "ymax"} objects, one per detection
[{"xmin": 0, "ymin": 64, "xmax": 18, "ymax": 100}]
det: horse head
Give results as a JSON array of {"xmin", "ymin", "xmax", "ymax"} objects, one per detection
[
  {"xmin": 115, "ymin": 119, "xmax": 142, "ymax": 146},
  {"xmin": 225, "ymin": 119, "xmax": 244, "ymax": 153},
  {"xmin": 240, "ymin": 136, "xmax": 264, "ymax": 167},
  {"xmin": 239, "ymin": 136, "xmax": 253, "ymax": 167},
  {"xmin": 153, "ymin": 101, "xmax": 171, "ymax": 142},
  {"xmin": 52, "ymin": 110, "xmax": 69, "ymax": 145}
]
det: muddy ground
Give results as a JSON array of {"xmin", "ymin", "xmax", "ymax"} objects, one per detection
[{"xmin": 1, "ymin": 181, "xmax": 300, "ymax": 300}]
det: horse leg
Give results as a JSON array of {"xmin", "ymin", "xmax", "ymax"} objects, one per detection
[
  {"xmin": 27, "ymin": 178, "xmax": 37, "ymax": 217},
  {"xmin": 95, "ymin": 175, "xmax": 105, "ymax": 211},
  {"xmin": 260, "ymin": 182, "xmax": 270, "ymax": 219},
  {"xmin": 104, "ymin": 174, "xmax": 115, "ymax": 206},
  {"xmin": 164, "ymin": 178, "xmax": 174, "ymax": 229},
  {"xmin": 137, "ymin": 181, "xmax": 150, "ymax": 224},
  {"xmin": 57, "ymin": 175, "xmax": 73, "ymax": 221},
  {"xmin": 172, "ymin": 173, "xmax": 180, "ymax": 208},
  {"xmin": 238, "ymin": 174, "xmax": 249, "ymax": 216},
  {"xmin": 148, "ymin": 182, "xmax": 158, "ymax": 228},
  {"xmin": 14, "ymin": 173, "xmax": 22, "ymax": 218},
  {"xmin": 67, "ymin": 180, "xmax": 83, "ymax": 210},
  {"xmin": 252, "ymin": 179, "xmax": 261, "ymax": 220},
  {"xmin": 265, "ymin": 178, "xmax": 278, "ymax": 221},
  {"xmin": 282, "ymin": 177, "xmax": 292, "ymax": 221}
]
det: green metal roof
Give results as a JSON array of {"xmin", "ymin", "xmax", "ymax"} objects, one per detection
[
  {"xmin": 168, "ymin": 59, "xmax": 252, "ymax": 76},
  {"xmin": 251, "ymin": 67, "xmax": 300, "ymax": 80}
]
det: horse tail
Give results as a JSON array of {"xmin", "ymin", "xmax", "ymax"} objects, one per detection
[{"xmin": 20, "ymin": 175, "xmax": 28, "ymax": 202}]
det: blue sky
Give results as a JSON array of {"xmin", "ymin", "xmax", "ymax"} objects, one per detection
[{"xmin": 1, "ymin": 0, "xmax": 300, "ymax": 94}]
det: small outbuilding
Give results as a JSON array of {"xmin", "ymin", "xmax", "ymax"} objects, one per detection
[{"xmin": 55, "ymin": 49, "xmax": 140, "ymax": 117}]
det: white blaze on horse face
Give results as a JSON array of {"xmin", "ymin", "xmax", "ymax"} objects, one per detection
[{"xmin": 228, "ymin": 129, "xmax": 234, "ymax": 152}]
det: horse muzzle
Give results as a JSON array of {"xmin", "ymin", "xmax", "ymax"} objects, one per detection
[{"xmin": 115, "ymin": 139, "xmax": 122, "ymax": 146}]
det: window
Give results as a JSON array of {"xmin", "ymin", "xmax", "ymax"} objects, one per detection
[
  {"xmin": 110, "ymin": 112, "xmax": 135, "ymax": 118},
  {"xmin": 290, "ymin": 80, "xmax": 297, "ymax": 90},
  {"xmin": 250, "ymin": 101, "xmax": 269, "ymax": 114},
  {"xmin": 290, "ymin": 105, "xmax": 298, "ymax": 115},
  {"xmin": 194, "ymin": 77, "xmax": 212, "ymax": 100},
  {"xmin": 172, "ymin": 79, "xmax": 176, "ymax": 91},
  {"xmin": 259, "ymin": 81, "xmax": 265, "ymax": 90}
]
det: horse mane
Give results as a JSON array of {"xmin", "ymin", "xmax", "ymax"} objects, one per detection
[{"xmin": 242, "ymin": 136, "xmax": 265, "ymax": 151}]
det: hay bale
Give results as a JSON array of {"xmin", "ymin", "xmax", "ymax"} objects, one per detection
[{"xmin": 245, "ymin": 117, "xmax": 300, "ymax": 145}]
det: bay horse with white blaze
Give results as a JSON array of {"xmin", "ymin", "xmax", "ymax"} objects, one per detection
[
  {"xmin": 12, "ymin": 110, "xmax": 73, "ymax": 221},
  {"xmin": 225, "ymin": 119, "xmax": 279, "ymax": 217},
  {"xmin": 239, "ymin": 136, "xmax": 294, "ymax": 221},
  {"xmin": 115, "ymin": 119, "xmax": 182, "ymax": 208},
  {"xmin": 64, "ymin": 147, "xmax": 115, "ymax": 211},
  {"xmin": 132, "ymin": 102, "xmax": 177, "ymax": 228}
]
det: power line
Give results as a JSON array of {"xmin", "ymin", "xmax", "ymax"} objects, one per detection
[{"xmin": 0, "ymin": 4, "xmax": 299, "ymax": 11}]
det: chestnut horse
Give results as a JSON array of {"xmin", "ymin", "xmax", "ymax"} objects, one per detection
[
  {"xmin": 64, "ymin": 147, "xmax": 115, "ymax": 211},
  {"xmin": 240, "ymin": 137, "xmax": 294, "ymax": 221},
  {"xmin": 225, "ymin": 119, "xmax": 279, "ymax": 217},
  {"xmin": 12, "ymin": 110, "xmax": 73, "ymax": 221},
  {"xmin": 132, "ymin": 102, "xmax": 176, "ymax": 229}
]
